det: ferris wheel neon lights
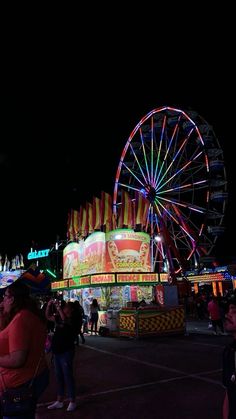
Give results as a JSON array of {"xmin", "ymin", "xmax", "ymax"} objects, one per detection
[{"xmin": 113, "ymin": 106, "xmax": 227, "ymax": 278}]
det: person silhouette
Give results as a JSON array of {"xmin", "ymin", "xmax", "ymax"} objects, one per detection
[
  {"xmin": 222, "ymin": 297, "xmax": 236, "ymax": 419},
  {"xmin": 90, "ymin": 299, "xmax": 100, "ymax": 335}
]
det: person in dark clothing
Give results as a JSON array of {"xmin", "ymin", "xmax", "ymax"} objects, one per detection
[
  {"xmin": 222, "ymin": 298, "xmax": 236, "ymax": 419},
  {"xmin": 90, "ymin": 299, "xmax": 100, "ymax": 335},
  {"xmin": 45, "ymin": 299, "xmax": 77, "ymax": 412},
  {"xmin": 73, "ymin": 300, "xmax": 85, "ymax": 345}
]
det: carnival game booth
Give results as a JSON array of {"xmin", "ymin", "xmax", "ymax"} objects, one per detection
[
  {"xmin": 185, "ymin": 268, "xmax": 234, "ymax": 296},
  {"xmin": 0, "ymin": 270, "xmax": 24, "ymax": 292},
  {"xmin": 0, "ymin": 266, "xmax": 51, "ymax": 299}
]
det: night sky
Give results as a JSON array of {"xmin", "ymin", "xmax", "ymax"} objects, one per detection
[{"xmin": 1, "ymin": 27, "xmax": 235, "ymax": 264}]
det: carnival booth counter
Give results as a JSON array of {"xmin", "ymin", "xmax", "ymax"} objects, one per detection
[
  {"xmin": 52, "ymin": 275, "xmax": 186, "ymax": 337},
  {"xmin": 119, "ymin": 284, "xmax": 185, "ymax": 338},
  {"xmin": 119, "ymin": 304, "xmax": 185, "ymax": 338},
  {"xmin": 52, "ymin": 273, "xmax": 157, "ymax": 335}
]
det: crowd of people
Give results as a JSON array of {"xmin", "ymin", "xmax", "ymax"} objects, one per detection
[
  {"xmin": 0, "ymin": 280, "xmax": 235, "ymax": 418},
  {"xmin": 183, "ymin": 288, "xmax": 236, "ymax": 418},
  {"xmin": 183, "ymin": 289, "xmax": 235, "ymax": 323}
]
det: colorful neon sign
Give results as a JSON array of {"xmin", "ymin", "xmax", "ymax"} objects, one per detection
[
  {"xmin": 27, "ymin": 249, "xmax": 50, "ymax": 260},
  {"xmin": 91, "ymin": 274, "xmax": 115, "ymax": 284},
  {"xmin": 188, "ymin": 273, "xmax": 225, "ymax": 282},
  {"xmin": 51, "ymin": 280, "xmax": 69, "ymax": 290},
  {"xmin": 116, "ymin": 273, "xmax": 158, "ymax": 283}
]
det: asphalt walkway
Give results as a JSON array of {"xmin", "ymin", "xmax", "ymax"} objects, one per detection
[
  {"xmin": 35, "ymin": 319, "xmax": 230, "ymax": 418},
  {"xmin": 186, "ymin": 317, "xmax": 229, "ymax": 335}
]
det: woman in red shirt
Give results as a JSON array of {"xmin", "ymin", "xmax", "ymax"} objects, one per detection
[{"xmin": 0, "ymin": 280, "xmax": 49, "ymax": 419}]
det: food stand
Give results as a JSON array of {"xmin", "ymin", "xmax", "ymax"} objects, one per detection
[
  {"xmin": 51, "ymin": 273, "xmax": 185, "ymax": 337},
  {"xmin": 50, "ymin": 229, "xmax": 186, "ymax": 337}
]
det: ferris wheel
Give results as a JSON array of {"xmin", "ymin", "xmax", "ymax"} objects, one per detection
[{"xmin": 113, "ymin": 106, "xmax": 227, "ymax": 280}]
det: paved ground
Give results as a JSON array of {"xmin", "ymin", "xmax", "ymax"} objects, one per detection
[{"xmin": 36, "ymin": 319, "xmax": 230, "ymax": 419}]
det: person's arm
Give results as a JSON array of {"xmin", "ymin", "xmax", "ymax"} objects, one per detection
[
  {"xmin": 46, "ymin": 300, "xmax": 66, "ymax": 322},
  {"xmin": 0, "ymin": 312, "xmax": 31, "ymax": 368},
  {"xmin": 0, "ymin": 350, "xmax": 27, "ymax": 368},
  {"xmin": 55, "ymin": 302, "xmax": 66, "ymax": 322},
  {"xmin": 45, "ymin": 300, "xmax": 56, "ymax": 322}
]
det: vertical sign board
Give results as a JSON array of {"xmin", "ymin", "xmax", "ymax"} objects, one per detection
[
  {"xmin": 84, "ymin": 232, "xmax": 106, "ymax": 274},
  {"xmin": 63, "ymin": 242, "xmax": 84, "ymax": 279}
]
